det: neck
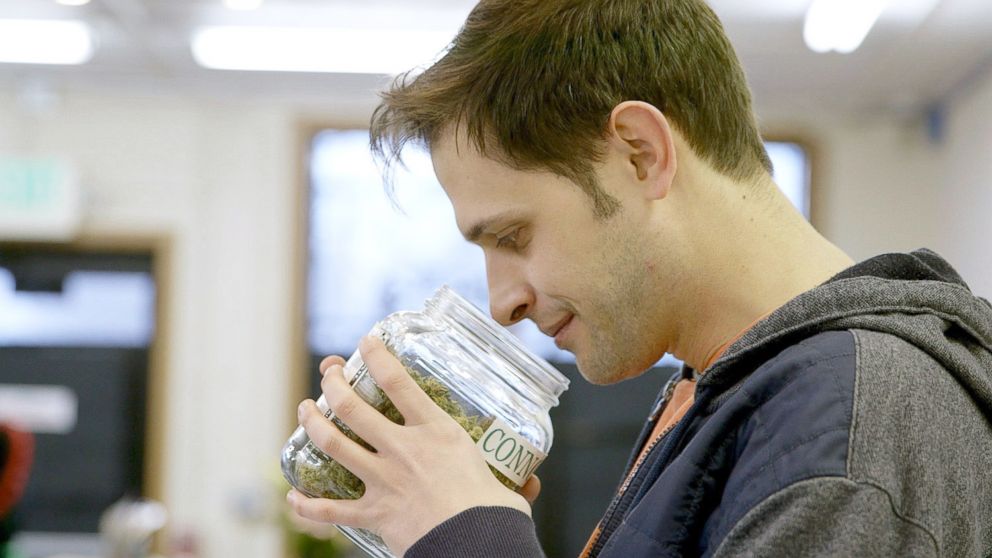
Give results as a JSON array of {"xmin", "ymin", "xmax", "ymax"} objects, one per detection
[{"xmin": 663, "ymin": 172, "xmax": 854, "ymax": 372}]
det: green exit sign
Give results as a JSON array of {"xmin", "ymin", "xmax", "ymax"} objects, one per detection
[{"xmin": 0, "ymin": 157, "xmax": 81, "ymax": 240}]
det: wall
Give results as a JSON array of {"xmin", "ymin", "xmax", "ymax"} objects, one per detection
[
  {"xmin": 933, "ymin": 65, "xmax": 992, "ymax": 299},
  {"xmin": 759, "ymin": 64, "xmax": 992, "ymax": 299},
  {"xmin": 0, "ymin": 71, "xmax": 987, "ymax": 558},
  {"xmin": 0, "ymin": 89, "xmax": 368, "ymax": 557},
  {"xmin": 761, "ymin": 108, "xmax": 941, "ymax": 264}
]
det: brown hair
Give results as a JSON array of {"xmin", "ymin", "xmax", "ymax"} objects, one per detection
[{"xmin": 370, "ymin": 0, "xmax": 772, "ymax": 217}]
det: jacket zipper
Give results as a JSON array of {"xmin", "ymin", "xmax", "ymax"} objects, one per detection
[
  {"xmin": 585, "ymin": 372, "xmax": 681, "ymax": 557},
  {"xmin": 613, "ymin": 420, "xmax": 678, "ymax": 498},
  {"xmin": 589, "ymin": 403, "xmax": 697, "ymax": 557}
]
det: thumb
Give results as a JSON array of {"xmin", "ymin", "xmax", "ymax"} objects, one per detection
[{"xmin": 520, "ymin": 474, "xmax": 541, "ymax": 505}]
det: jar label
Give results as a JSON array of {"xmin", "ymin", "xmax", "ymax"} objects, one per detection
[{"xmin": 475, "ymin": 418, "xmax": 547, "ymax": 487}]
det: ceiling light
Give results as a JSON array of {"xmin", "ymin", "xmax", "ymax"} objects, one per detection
[
  {"xmin": 0, "ymin": 19, "xmax": 94, "ymax": 65},
  {"xmin": 190, "ymin": 26, "xmax": 455, "ymax": 75},
  {"xmin": 223, "ymin": 0, "xmax": 263, "ymax": 10},
  {"xmin": 803, "ymin": 0, "xmax": 892, "ymax": 54},
  {"xmin": 56, "ymin": 0, "xmax": 91, "ymax": 5}
]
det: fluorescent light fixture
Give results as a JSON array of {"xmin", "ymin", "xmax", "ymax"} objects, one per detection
[
  {"xmin": 56, "ymin": 0, "xmax": 91, "ymax": 6},
  {"xmin": 223, "ymin": 0, "xmax": 263, "ymax": 10},
  {"xmin": 191, "ymin": 26, "xmax": 455, "ymax": 75},
  {"xmin": 804, "ymin": 0, "xmax": 892, "ymax": 54},
  {"xmin": 0, "ymin": 19, "xmax": 94, "ymax": 65}
]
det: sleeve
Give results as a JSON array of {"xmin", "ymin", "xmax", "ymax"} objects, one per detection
[
  {"xmin": 404, "ymin": 506, "xmax": 545, "ymax": 558},
  {"xmin": 709, "ymin": 477, "xmax": 938, "ymax": 557}
]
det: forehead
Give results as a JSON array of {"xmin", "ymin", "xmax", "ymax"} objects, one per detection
[
  {"xmin": 430, "ymin": 131, "xmax": 517, "ymax": 195},
  {"xmin": 429, "ymin": 128, "xmax": 599, "ymax": 239},
  {"xmin": 430, "ymin": 132, "xmax": 534, "ymax": 229}
]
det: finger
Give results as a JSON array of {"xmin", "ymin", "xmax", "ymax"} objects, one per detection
[
  {"xmin": 319, "ymin": 355, "xmax": 346, "ymax": 376},
  {"xmin": 321, "ymin": 364, "xmax": 397, "ymax": 448},
  {"xmin": 287, "ymin": 488, "xmax": 369, "ymax": 529},
  {"xmin": 286, "ymin": 504, "xmax": 343, "ymax": 539},
  {"xmin": 299, "ymin": 398, "xmax": 376, "ymax": 474},
  {"xmin": 359, "ymin": 336, "xmax": 446, "ymax": 425},
  {"xmin": 520, "ymin": 474, "xmax": 541, "ymax": 505}
]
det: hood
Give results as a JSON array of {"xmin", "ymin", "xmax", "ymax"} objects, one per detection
[{"xmin": 700, "ymin": 249, "xmax": 992, "ymax": 421}]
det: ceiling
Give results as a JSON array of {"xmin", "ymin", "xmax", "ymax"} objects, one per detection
[{"xmin": 0, "ymin": 0, "xmax": 990, "ymax": 119}]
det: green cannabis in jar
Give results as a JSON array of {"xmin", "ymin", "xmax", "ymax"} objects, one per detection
[{"xmin": 294, "ymin": 370, "xmax": 516, "ymax": 500}]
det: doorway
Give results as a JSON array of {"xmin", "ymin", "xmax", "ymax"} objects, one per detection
[{"xmin": 0, "ymin": 240, "xmax": 168, "ymax": 556}]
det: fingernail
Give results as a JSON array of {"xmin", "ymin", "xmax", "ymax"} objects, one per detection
[
  {"xmin": 297, "ymin": 402, "xmax": 306, "ymax": 422},
  {"xmin": 286, "ymin": 490, "xmax": 296, "ymax": 504}
]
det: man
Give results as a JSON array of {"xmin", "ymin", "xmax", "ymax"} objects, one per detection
[{"xmin": 289, "ymin": 0, "xmax": 992, "ymax": 556}]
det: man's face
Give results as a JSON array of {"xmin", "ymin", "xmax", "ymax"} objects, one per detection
[{"xmin": 431, "ymin": 134, "xmax": 673, "ymax": 385}]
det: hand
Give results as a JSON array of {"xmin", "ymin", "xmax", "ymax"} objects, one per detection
[
  {"xmin": 286, "ymin": 506, "xmax": 343, "ymax": 540},
  {"xmin": 313, "ymin": 353, "xmax": 540, "ymax": 505},
  {"xmin": 288, "ymin": 336, "xmax": 531, "ymax": 556}
]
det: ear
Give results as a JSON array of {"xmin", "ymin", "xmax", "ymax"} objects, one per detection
[{"xmin": 606, "ymin": 101, "xmax": 677, "ymax": 200}]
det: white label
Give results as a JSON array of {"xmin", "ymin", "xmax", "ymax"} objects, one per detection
[
  {"xmin": 0, "ymin": 384, "xmax": 78, "ymax": 434},
  {"xmin": 475, "ymin": 418, "xmax": 546, "ymax": 487}
]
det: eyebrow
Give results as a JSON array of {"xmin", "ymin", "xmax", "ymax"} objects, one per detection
[{"xmin": 463, "ymin": 211, "xmax": 524, "ymax": 243}]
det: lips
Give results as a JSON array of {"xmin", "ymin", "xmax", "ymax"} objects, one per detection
[{"xmin": 544, "ymin": 314, "xmax": 574, "ymax": 344}]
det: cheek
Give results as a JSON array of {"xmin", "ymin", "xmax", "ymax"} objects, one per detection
[
  {"xmin": 524, "ymin": 259, "xmax": 557, "ymax": 290},
  {"xmin": 645, "ymin": 257, "xmax": 663, "ymax": 275},
  {"xmin": 531, "ymin": 222, "xmax": 606, "ymax": 289}
]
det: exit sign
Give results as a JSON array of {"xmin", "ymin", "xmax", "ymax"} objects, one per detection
[{"xmin": 0, "ymin": 157, "xmax": 82, "ymax": 240}]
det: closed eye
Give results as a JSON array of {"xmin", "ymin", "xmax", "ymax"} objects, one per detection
[{"xmin": 495, "ymin": 229, "xmax": 519, "ymax": 249}]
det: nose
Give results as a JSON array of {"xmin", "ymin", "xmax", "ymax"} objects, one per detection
[{"xmin": 486, "ymin": 252, "xmax": 534, "ymax": 326}]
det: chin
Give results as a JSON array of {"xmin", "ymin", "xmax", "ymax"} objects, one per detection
[
  {"xmin": 584, "ymin": 374, "xmax": 618, "ymax": 386},
  {"xmin": 576, "ymin": 356, "xmax": 654, "ymax": 386},
  {"xmin": 574, "ymin": 360, "xmax": 623, "ymax": 386}
]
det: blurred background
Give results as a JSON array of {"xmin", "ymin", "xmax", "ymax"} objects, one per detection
[{"xmin": 0, "ymin": 0, "xmax": 990, "ymax": 557}]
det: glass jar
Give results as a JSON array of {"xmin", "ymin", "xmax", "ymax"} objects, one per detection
[{"xmin": 281, "ymin": 285, "xmax": 570, "ymax": 558}]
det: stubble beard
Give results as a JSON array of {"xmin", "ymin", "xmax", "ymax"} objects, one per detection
[{"xmin": 575, "ymin": 225, "xmax": 657, "ymax": 385}]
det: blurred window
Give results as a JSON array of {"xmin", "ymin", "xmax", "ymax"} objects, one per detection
[
  {"xmin": 0, "ymin": 268, "xmax": 155, "ymax": 348},
  {"xmin": 307, "ymin": 130, "xmax": 810, "ymax": 360},
  {"xmin": 766, "ymin": 141, "xmax": 811, "ymax": 218}
]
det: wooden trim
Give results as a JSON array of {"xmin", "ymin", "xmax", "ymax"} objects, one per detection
[
  {"xmin": 287, "ymin": 122, "xmax": 369, "ymax": 424},
  {"xmin": 285, "ymin": 122, "xmax": 318, "ymax": 558},
  {"xmin": 144, "ymin": 235, "xmax": 171, "ymax": 514},
  {"xmin": 288, "ymin": 123, "xmax": 316, "ymax": 432}
]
